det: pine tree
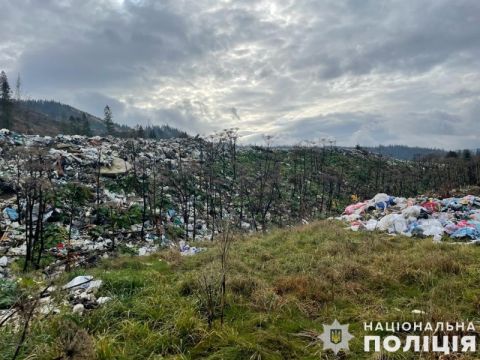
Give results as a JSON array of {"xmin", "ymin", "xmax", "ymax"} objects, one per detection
[
  {"xmin": 68, "ymin": 115, "xmax": 77, "ymax": 134},
  {"xmin": 0, "ymin": 71, "xmax": 12, "ymax": 129},
  {"xmin": 81, "ymin": 113, "xmax": 92, "ymax": 136},
  {"xmin": 15, "ymin": 73, "xmax": 21, "ymax": 102},
  {"xmin": 136, "ymin": 125, "xmax": 145, "ymax": 138},
  {"xmin": 104, "ymin": 105, "xmax": 114, "ymax": 135},
  {"xmin": 463, "ymin": 149, "xmax": 472, "ymax": 160},
  {"xmin": 147, "ymin": 126, "xmax": 156, "ymax": 139}
]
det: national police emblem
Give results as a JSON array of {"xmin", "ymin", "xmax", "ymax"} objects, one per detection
[{"xmin": 319, "ymin": 319, "xmax": 354, "ymax": 355}]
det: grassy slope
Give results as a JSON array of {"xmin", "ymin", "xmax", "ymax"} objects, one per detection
[{"xmin": 2, "ymin": 220, "xmax": 480, "ymax": 359}]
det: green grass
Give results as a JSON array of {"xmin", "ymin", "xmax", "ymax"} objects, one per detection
[{"xmin": 2, "ymin": 220, "xmax": 480, "ymax": 359}]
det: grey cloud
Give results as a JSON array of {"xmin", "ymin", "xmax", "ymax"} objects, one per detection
[
  {"xmin": 74, "ymin": 92, "xmax": 127, "ymax": 118},
  {"xmin": 273, "ymin": 112, "xmax": 392, "ymax": 146},
  {"xmin": 1, "ymin": 0, "xmax": 479, "ymax": 148}
]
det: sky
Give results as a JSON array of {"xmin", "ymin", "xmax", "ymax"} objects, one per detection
[{"xmin": 1, "ymin": 0, "xmax": 479, "ymax": 148}]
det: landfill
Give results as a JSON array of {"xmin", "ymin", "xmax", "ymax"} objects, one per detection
[
  {"xmin": 0, "ymin": 130, "xmax": 218, "ymax": 284},
  {"xmin": 0, "ymin": 130, "xmax": 224, "ymax": 326},
  {"xmin": 338, "ymin": 193, "xmax": 480, "ymax": 243}
]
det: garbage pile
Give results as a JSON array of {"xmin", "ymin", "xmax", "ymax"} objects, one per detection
[
  {"xmin": 62, "ymin": 275, "xmax": 111, "ymax": 315},
  {"xmin": 0, "ymin": 130, "xmax": 202, "ymax": 181},
  {"xmin": 338, "ymin": 193, "xmax": 480, "ymax": 243},
  {"xmin": 179, "ymin": 240, "xmax": 206, "ymax": 256},
  {"xmin": 0, "ymin": 130, "xmax": 215, "ymax": 283}
]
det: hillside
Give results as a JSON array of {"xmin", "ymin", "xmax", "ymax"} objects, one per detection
[
  {"xmin": 363, "ymin": 145, "xmax": 447, "ymax": 160},
  {"xmin": 20, "ymin": 100, "xmax": 108, "ymax": 133},
  {"xmin": 2, "ymin": 220, "xmax": 480, "ymax": 359},
  {"xmin": 4, "ymin": 100, "xmax": 188, "ymax": 139}
]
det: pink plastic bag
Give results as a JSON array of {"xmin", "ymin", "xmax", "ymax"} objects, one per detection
[{"xmin": 344, "ymin": 201, "xmax": 368, "ymax": 215}]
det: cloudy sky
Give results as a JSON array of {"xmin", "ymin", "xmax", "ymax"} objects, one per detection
[{"xmin": 1, "ymin": 0, "xmax": 479, "ymax": 148}]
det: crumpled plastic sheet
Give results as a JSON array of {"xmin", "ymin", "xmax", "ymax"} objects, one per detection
[
  {"xmin": 3, "ymin": 207, "xmax": 18, "ymax": 221},
  {"xmin": 63, "ymin": 275, "xmax": 103, "ymax": 290}
]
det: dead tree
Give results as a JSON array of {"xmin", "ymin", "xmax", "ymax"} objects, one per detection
[
  {"xmin": 218, "ymin": 221, "xmax": 232, "ymax": 325},
  {"xmin": 61, "ymin": 182, "xmax": 91, "ymax": 271},
  {"xmin": 138, "ymin": 157, "xmax": 149, "ymax": 242},
  {"xmin": 20, "ymin": 149, "xmax": 52, "ymax": 271}
]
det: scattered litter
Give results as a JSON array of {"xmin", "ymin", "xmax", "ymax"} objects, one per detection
[
  {"xmin": 61, "ymin": 275, "xmax": 111, "ymax": 315},
  {"xmin": 72, "ymin": 303, "xmax": 85, "ymax": 315},
  {"xmin": 138, "ymin": 245, "xmax": 158, "ymax": 256},
  {"xmin": 63, "ymin": 275, "xmax": 103, "ymax": 292},
  {"xmin": 97, "ymin": 296, "xmax": 112, "ymax": 305},
  {"xmin": 411, "ymin": 309, "xmax": 426, "ymax": 315},
  {"xmin": 63, "ymin": 275, "xmax": 94, "ymax": 290},
  {"xmin": 179, "ymin": 240, "xmax": 206, "ymax": 256}
]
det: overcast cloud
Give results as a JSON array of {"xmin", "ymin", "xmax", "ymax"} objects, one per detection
[{"xmin": 1, "ymin": 0, "xmax": 479, "ymax": 148}]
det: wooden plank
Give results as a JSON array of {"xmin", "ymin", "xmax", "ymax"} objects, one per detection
[{"xmin": 1, "ymin": 227, "xmax": 10, "ymax": 241}]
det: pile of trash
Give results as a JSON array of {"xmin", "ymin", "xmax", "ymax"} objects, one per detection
[
  {"xmin": 338, "ymin": 193, "xmax": 480, "ymax": 243},
  {"xmin": 62, "ymin": 275, "xmax": 111, "ymax": 315},
  {"xmin": 0, "ymin": 130, "xmax": 202, "ymax": 181},
  {"xmin": 0, "ymin": 275, "xmax": 110, "ymax": 327},
  {"xmin": 179, "ymin": 240, "xmax": 206, "ymax": 256},
  {"xmin": 0, "ymin": 131, "xmax": 219, "ymax": 282}
]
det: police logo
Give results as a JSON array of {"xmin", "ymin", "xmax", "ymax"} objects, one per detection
[
  {"xmin": 319, "ymin": 319, "xmax": 354, "ymax": 355},
  {"xmin": 330, "ymin": 329, "xmax": 342, "ymax": 344}
]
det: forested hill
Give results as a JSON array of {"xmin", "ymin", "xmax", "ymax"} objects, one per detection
[
  {"xmin": 364, "ymin": 145, "xmax": 446, "ymax": 160},
  {"xmin": 3, "ymin": 99, "xmax": 189, "ymax": 139},
  {"xmin": 20, "ymin": 100, "xmax": 107, "ymax": 133}
]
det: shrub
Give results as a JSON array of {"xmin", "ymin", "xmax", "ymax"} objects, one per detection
[{"xmin": 0, "ymin": 279, "xmax": 18, "ymax": 309}]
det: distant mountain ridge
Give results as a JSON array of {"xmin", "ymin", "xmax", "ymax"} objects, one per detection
[
  {"xmin": 5, "ymin": 101, "xmax": 474, "ymax": 157},
  {"xmin": 4, "ymin": 99, "xmax": 188, "ymax": 139},
  {"xmin": 364, "ymin": 145, "xmax": 447, "ymax": 160}
]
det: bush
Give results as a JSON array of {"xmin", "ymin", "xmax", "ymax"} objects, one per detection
[{"xmin": 0, "ymin": 279, "xmax": 18, "ymax": 309}]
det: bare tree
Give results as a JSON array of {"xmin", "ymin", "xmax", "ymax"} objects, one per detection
[
  {"xmin": 19, "ymin": 148, "xmax": 52, "ymax": 271},
  {"xmin": 218, "ymin": 221, "xmax": 233, "ymax": 325}
]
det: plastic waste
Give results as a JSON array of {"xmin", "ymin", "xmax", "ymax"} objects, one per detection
[
  {"xmin": 179, "ymin": 240, "xmax": 206, "ymax": 256},
  {"xmin": 72, "ymin": 303, "xmax": 85, "ymax": 315},
  {"xmin": 373, "ymin": 193, "xmax": 390, "ymax": 203},
  {"xmin": 340, "ymin": 193, "xmax": 480, "ymax": 243},
  {"xmin": 364, "ymin": 219, "xmax": 378, "ymax": 231},
  {"xmin": 451, "ymin": 227, "xmax": 479, "ymax": 239},
  {"xmin": 63, "ymin": 275, "xmax": 102, "ymax": 291},
  {"xmin": 97, "ymin": 297, "xmax": 112, "ymax": 305},
  {"xmin": 3, "ymin": 207, "xmax": 18, "ymax": 221},
  {"xmin": 0, "ymin": 256, "xmax": 8, "ymax": 267},
  {"xmin": 402, "ymin": 205, "xmax": 423, "ymax": 219},
  {"xmin": 377, "ymin": 214, "xmax": 407, "ymax": 234},
  {"xmin": 418, "ymin": 219, "xmax": 444, "ymax": 239}
]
